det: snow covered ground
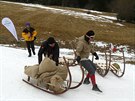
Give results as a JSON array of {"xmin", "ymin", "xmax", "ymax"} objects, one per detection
[
  {"xmin": 0, "ymin": 45, "xmax": 135, "ymax": 101},
  {"xmin": 0, "ymin": 1, "xmax": 134, "ymax": 101}
]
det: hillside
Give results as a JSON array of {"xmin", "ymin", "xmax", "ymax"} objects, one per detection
[{"xmin": 0, "ymin": 1, "xmax": 135, "ymax": 50}]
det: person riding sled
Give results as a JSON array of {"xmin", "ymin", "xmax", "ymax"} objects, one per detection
[{"xmin": 76, "ymin": 30, "xmax": 102, "ymax": 92}]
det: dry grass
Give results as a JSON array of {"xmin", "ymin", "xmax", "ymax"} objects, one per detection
[
  {"xmin": 126, "ymin": 61, "xmax": 135, "ymax": 65},
  {"xmin": 0, "ymin": 2, "xmax": 135, "ymax": 50}
]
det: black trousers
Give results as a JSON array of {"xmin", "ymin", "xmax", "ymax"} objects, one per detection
[{"xmin": 26, "ymin": 41, "xmax": 35, "ymax": 55}]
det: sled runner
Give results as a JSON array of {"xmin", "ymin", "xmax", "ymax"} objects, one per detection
[
  {"xmin": 69, "ymin": 64, "xmax": 84, "ymax": 89},
  {"xmin": 109, "ymin": 48, "xmax": 126, "ymax": 77},
  {"xmin": 23, "ymin": 57, "xmax": 72, "ymax": 95},
  {"xmin": 95, "ymin": 47, "xmax": 111, "ymax": 77},
  {"xmin": 59, "ymin": 56, "xmax": 85, "ymax": 89},
  {"xmin": 22, "ymin": 78, "xmax": 69, "ymax": 95},
  {"xmin": 95, "ymin": 46, "xmax": 126, "ymax": 78}
]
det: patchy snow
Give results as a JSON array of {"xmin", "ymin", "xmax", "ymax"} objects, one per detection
[
  {"xmin": 1, "ymin": 1, "xmax": 124, "ymax": 26},
  {"xmin": 99, "ymin": 15, "xmax": 117, "ymax": 20},
  {"xmin": 94, "ymin": 41, "xmax": 134, "ymax": 57},
  {"xmin": 90, "ymin": 10, "xmax": 103, "ymax": 14},
  {"xmin": 115, "ymin": 23, "xmax": 125, "ymax": 26},
  {"xmin": 83, "ymin": 9, "xmax": 103, "ymax": 14},
  {"xmin": 0, "ymin": 44, "xmax": 135, "ymax": 101}
]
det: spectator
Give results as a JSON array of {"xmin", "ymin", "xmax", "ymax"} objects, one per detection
[{"xmin": 22, "ymin": 22, "xmax": 37, "ymax": 57}]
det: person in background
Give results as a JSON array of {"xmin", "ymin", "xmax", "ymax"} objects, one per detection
[
  {"xmin": 38, "ymin": 37, "xmax": 59, "ymax": 66},
  {"xmin": 22, "ymin": 22, "xmax": 37, "ymax": 57},
  {"xmin": 76, "ymin": 30, "xmax": 102, "ymax": 92}
]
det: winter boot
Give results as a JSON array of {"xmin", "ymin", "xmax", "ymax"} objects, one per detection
[
  {"xmin": 33, "ymin": 51, "xmax": 36, "ymax": 55},
  {"xmin": 28, "ymin": 54, "xmax": 31, "ymax": 57},
  {"xmin": 28, "ymin": 52, "xmax": 31, "ymax": 57},
  {"xmin": 28, "ymin": 49, "xmax": 31, "ymax": 57},
  {"xmin": 92, "ymin": 84, "xmax": 102, "ymax": 92},
  {"xmin": 83, "ymin": 77, "xmax": 90, "ymax": 84}
]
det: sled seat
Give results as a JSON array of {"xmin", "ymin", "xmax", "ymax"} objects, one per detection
[
  {"xmin": 59, "ymin": 57, "xmax": 78, "ymax": 66},
  {"xmin": 95, "ymin": 62, "xmax": 109, "ymax": 76},
  {"xmin": 96, "ymin": 63, "xmax": 107, "ymax": 70},
  {"xmin": 110, "ymin": 64, "xmax": 122, "ymax": 73}
]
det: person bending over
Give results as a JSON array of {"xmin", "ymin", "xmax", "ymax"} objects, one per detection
[{"xmin": 38, "ymin": 37, "xmax": 59, "ymax": 66}]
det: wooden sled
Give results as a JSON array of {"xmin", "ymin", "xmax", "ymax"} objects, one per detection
[
  {"xmin": 109, "ymin": 48, "xmax": 126, "ymax": 77},
  {"xmin": 95, "ymin": 47, "xmax": 126, "ymax": 78},
  {"xmin": 22, "ymin": 56, "xmax": 72, "ymax": 95},
  {"xmin": 95, "ymin": 48, "xmax": 111, "ymax": 77}
]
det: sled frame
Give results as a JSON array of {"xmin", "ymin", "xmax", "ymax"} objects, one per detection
[
  {"xmin": 23, "ymin": 56, "xmax": 72, "ymax": 95},
  {"xmin": 109, "ymin": 49, "xmax": 126, "ymax": 77},
  {"xmin": 94, "ymin": 46, "xmax": 126, "ymax": 78}
]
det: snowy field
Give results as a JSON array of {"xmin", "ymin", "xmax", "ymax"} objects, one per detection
[
  {"xmin": 0, "ymin": 1, "xmax": 135, "ymax": 101},
  {"xmin": 0, "ymin": 45, "xmax": 135, "ymax": 101}
]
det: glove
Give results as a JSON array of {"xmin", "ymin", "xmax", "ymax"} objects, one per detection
[
  {"xmin": 76, "ymin": 56, "xmax": 81, "ymax": 63},
  {"xmin": 92, "ymin": 52, "xmax": 99, "ymax": 60},
  {"xmin": 34, "ymin": 36, "xmax": 36, "ymax": 41}
]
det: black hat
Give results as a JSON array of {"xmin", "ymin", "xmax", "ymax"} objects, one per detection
[
  {"xmin": 47, "ymin": 37, "xmax": 55, "ymax": 44},
  {"xmin": 84, "ymin": 30, "xmax": 95, "ymax": 43},
  {"xmin": 85, "ymin": 30, "xmax": 95, "ymax": 37}
]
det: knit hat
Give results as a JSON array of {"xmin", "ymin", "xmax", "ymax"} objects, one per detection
[
  {"xmin": 85, "ymin": 30, "xmax": 95, "ymax": 37},
  {"xmin": 84, "ymin": 30, "xmax": 95, "ymax": 43},
  {"xmin": 47, "ymin": 37, "xmax": 55, "ymax": 44},
  {"xmin": 25, "ymin": 22, "xmax": 30, "ymax": 26}
]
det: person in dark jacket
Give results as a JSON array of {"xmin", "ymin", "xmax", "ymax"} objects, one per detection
[
  {"xmin": 22, "ymin": 22, "xmax": 37, "ymax": 57},
  {"xmin": 38, "ymin": 37, "xmax": 59, "ymax": 66},
  {"xmin": 76, "ymin": 30, "xmax": 102, "ymax": 92}
]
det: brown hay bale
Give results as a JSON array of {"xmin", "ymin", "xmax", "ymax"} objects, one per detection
[
  {"xmin": 38, "ymin": 57, "xmax": 57, "ymax": 74},
  {"xmin": 24, "ymin": 64, "xmax": 39, "ymax": 78}
]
